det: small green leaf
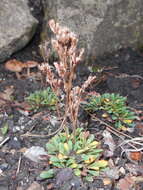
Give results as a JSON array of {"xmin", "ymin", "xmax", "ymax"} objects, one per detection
[
  {"xmin": 74, "ymin": 169, "xmax": 81, "ymax": 176},
  {"xmin": 90, "ymin": 160, "xmax": 108, "ymax": 168},
  {"xmin": 46, "ymin": 143, "xmax": 56, "ymax": 153},
  {"xmin": 50, "ymin": 156, "xmax": 60, "ymax": 163},
  {"xmin": 87, "ymin": 134, "xmax": 94, "ymax": 144},
  {"xmin": 88, "ymin": 170, "xmax": 99, "ymax": 176},
  {"xmin": 66, "ymin": 158, "xmax": 75, "ymax": 166},
  {"xmin": 53, "ymin": 162, "xmax": 65, "ymax": 168},
  {"xmin": 1, "ymin": 123, "xmax": 8, "ymax": 135},
  {"xmin": 112, "ymin": 115, "xmax": 117, "ymax": 120},
  {"xmin": 40, "ymin": 169, "xmax": 54, "ymax": 179},
  {"xmin": 59, "ymin": 143, "xmax": 66, "ymax": 154},
  {"xmin": 85, "ymin": 176, "xmax": 94, "ymax": 182},
  {"xmin": 68, "ymin": 140, "xmax": 73, "ymax": 151}
]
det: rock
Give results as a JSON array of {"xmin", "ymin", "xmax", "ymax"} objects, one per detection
[
  {"xmin": 24, "ymin": 146, "xmax": 48, "ymax": 163},
  {"xmin": 0, "ymin": 163, "xmax": 9, "ymax": 171},
  {"xmin": 41, "ymin": 0, "xmax": 143, "ymax": 62},
  {"xmin": 8, "ymin": 137, "xmax": 21, "ymax": 149},
  {"xmin": 58, "ymin": 175, "xmax": 83, "ymax": 190},
  {"xmin": 0, "ymin": 136, "xmax": 4, "ymax": 142},
  {"xmin": 104, "ymin": 167, "xmax": 120, "ymax": 180},
  {"xmin": 0, "ymin": 0, "xmax": 38, "ymax": 62},
  {"xmin": 56, "ymin": 168, "xmax": 73, "ymax": 186}
]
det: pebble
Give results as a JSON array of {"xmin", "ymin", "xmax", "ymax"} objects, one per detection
[
  {"xmin": 18, "ymin": 117, "xmax": 26, "ymax": 125},
  {"xmin": 21, "ymin": 125, "xmax": 25, "ymax": 130},
  {"xmin": 0, "ymin": 163, "xmax": 9, "ymax": 171},
  {"xmin": 24, "ymin": 146, "xmax": 48, "ymax": 163},
  {"xmin": 0, "ymin": 136, "xmax": 4, "ymax": 142},
  {"xmin": 13, "ymin": 127, "xmax": 18, "ymax": 133},
  {"xmin": 15, "ymin": 126, "xmax": 21, "ymax": 131},
  {"xmin": 8, "ymin": 137, "xmax": 21, "ymax": 149},
  {"xmin": 119, "ymin": 167, "xmax": 126, "ymax": 175},
  {"xmin": 13, "ymin": 125, "xmax": 25, "ymax": 133}
]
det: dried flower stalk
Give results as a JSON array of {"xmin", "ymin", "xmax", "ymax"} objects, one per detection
[{"xmin": 39, "ymin": 19, "xmax": 96, "ymax": 136}]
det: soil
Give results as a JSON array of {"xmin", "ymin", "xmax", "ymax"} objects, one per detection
[{"xmin": 0, "ymin": 0, "xmax": 143, "ymax": 190}]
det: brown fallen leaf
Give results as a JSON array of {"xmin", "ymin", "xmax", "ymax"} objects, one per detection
[
  {"xmin": 103, "ymin": 130, "xmax": 116, "ymax": 157},
  {"xmin": 135, "ymin": 122, "xmax": 143, "ymax": 135},
  {"xmin": 118, "ymin": 175, "xmax": 143, "ymax": 190},
  {"xmin": 131, "ymin": 78, "xmax": 141, "ymax": 89},
  {"xmin": 129, "ymin": 151, "xmax": 142, "ymax": 161},
  {"xmin": 16, "ymin": 187, "xmax": 23, "ymax": 190},
  {"xmin": 103, "ymin": 178, "xmax": 112, "ymax": 185},
  {"xmin": 26, "ymin": 182, "xmax": 44, "ymax": 190},
  {"xmin": 46, "ymin": 183, "xmax": 54, "ymax": 190},
  {"xmin": 0, "ymin": 86, "xmax": 14, "ymax": 106},
  {"xmin": 117, "ymin": 175, "xmax": 135, "ymax": 190}
]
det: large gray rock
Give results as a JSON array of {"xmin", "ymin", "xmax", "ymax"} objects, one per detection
[
  {"xmin": 41, "ymin": 0, "xmax": 143, "ymax": 63},
  {"xmin": 0, "ymin": 0, "xmax": 38, "ymax": 62}
]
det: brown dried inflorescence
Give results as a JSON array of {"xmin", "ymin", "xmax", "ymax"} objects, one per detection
[{"xmin": 39, "ymin": 19, "xmax": 96, "ymax": 134}]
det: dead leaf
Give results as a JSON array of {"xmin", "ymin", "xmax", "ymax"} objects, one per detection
[
  {"xmin": 103, "ymin": 178, "xmax": 112, "ymax": 185},
  {"xmin": 32, "ymin": 112, "xmax": 43, "ymax": 119},
  {"xmin": 24, "ymin": 146, "xmax": 48, "ymax": 163},
  {"xmin": 103, "ymin": 130, "xmax": 116, "ymax": 157},
  {"xmin": 135, "ymin": 122, "xmax": 143, "ymax": 135},
  {"xmin": 131, "ymin": 79, "xmax": 141, "ymax": 89},
  {"xmin": 26, "ymin": 182, "xmax": 44, "ymax": 190},
  {"xmin": 117, "ymin": 176, "xmax": 135, "ymax": 190},
  {"xmin": 19, "ymin": 147, "xmax": 27, "ymax": 153},
  {"xmin": 129, "ymin": 151, "xmax": 142, "ymax": 161},
  {"xmin": 17, "ymin": 187, "xmax": 23, "ymax": 190},
  {"xmin": 46, "ymin": 183, "xmax": 54, "ymax": 190},
  {"xmin": 0, "ymin": 86, "xmax": 14, "ymax": 106}
]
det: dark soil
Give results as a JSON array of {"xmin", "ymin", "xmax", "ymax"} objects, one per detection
[{"xmin": 0, "ymin": 0, "xmax": 143, "ymax": 190}]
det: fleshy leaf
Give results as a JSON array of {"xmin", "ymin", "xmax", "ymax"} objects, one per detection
[{"xmin": 40, "ymin": 169, "xmax": 54, "ymax": 179}]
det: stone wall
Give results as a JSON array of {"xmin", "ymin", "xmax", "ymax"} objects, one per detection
[{"xmin": 41, "ymin": 0, "xmax": 143, "ymax": 63}]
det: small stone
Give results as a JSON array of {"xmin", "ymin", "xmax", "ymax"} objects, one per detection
[
  {"xmin": 0, "ymin": 163, "xmax": 9, "ymax": 170},
  {"xmin": 119, "ymin": 167, "xmax": 126, "ymax": 175},
  {"xmin": 14, "ymin": 137, "xmax": 18, "ymax": 141},
  {"xmin": 8, "ymin": 138, "xmax": 21, "ymax": 149},
  {"xmin": 15, "ymin": 126, "xmax": 21, "ymax": 131},
  {"xmin": 20, "ymin": 126, "xmax": 25, "ymax": 130},
  {"xmin": 13, "ymin": 126, "xmax": 20, "ymax": 132},
  {"xmin": 104, "ymin": 168, "xmax": 119, "ymax": 180},
  {"xmin": 0, "ymin": 136, "xmax": 4, "ymax": 142},
  {"xmin": 24, "ymin": 146, "xmax": 48, "ymax": 163},
  {"xmin": 18, "ymin": 117, "xmax": 26, "ymax": 125},
  {"xmin": 56, "ymin": 168, "xmax": 73, "ymax": 186}
]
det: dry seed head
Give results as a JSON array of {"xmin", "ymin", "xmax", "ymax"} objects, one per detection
[
  {"xmin": 49, "ymin": 19, "xmax": 60, "ymax": 34},
  {"xmin": 54, "ymin": 62, "xmax": 65, "ymax": 78},
  {"xmin": 76, "ymin": 48, "xmax": 84, "ymax": 63},
  {"xmin": 39, "ymin": 63, "xmax": 55, "ymax": 82},
  {"xmin": 82, "ymin": 76, "xmax": 96, "ymax": 91}
]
